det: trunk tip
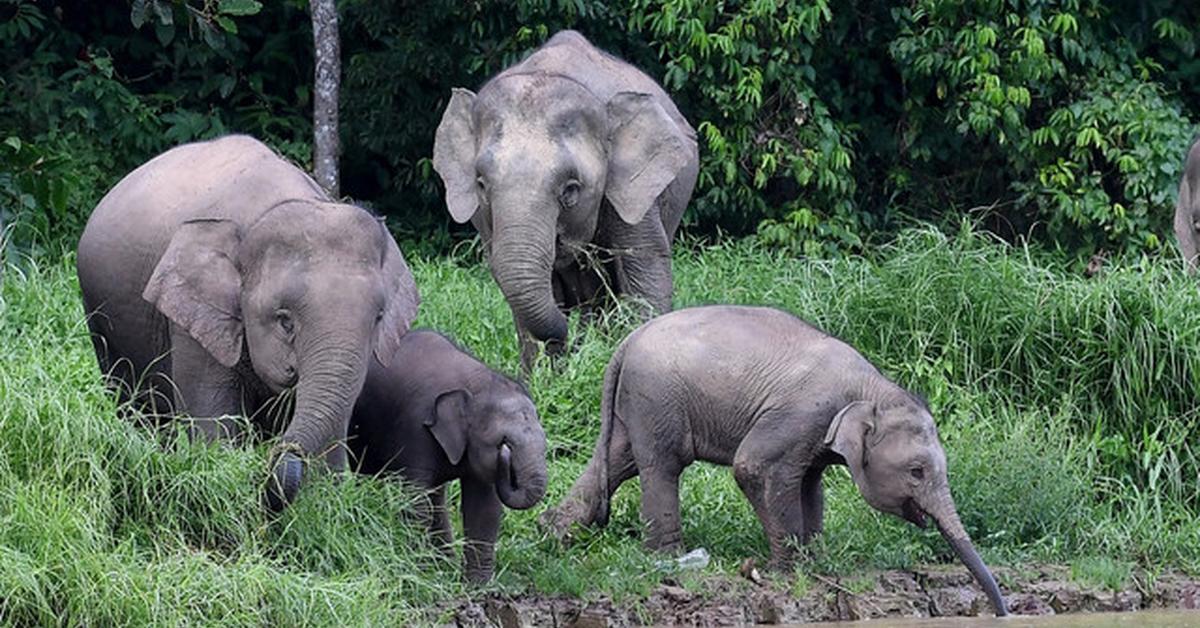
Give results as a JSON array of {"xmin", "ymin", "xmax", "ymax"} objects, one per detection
[{"xmin": 265, "ymin": 451, "xmax": 305, "ymax": 512}]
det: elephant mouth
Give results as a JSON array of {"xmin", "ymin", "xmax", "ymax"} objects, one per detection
[
  {"xmin": 903, "ymin": 500, "xmax": 928, "ymax": 529},
  {"xmin": 499, "ymin": 443, "xmax": 518, "ymax": 490}
]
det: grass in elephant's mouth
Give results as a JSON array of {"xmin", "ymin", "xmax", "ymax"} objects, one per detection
[{"xmin": 0, "ymin": 225, "xmax": 1198, "ymax": 624}]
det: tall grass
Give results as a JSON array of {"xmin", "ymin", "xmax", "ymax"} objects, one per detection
[{"xmin": 0, "ymin": 225, "xmax": 1197, "ymax": 624}]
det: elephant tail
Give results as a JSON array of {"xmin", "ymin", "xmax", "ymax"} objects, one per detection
[{"xmin": 594, "ymin": 337, "xmax": 629, "ymax": 526}]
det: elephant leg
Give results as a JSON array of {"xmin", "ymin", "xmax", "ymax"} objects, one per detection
[
  {"xmin": 733, "ymin": 408, "xmax": 820, "ymax": 568},
  {"xmin": 606, "ymin": 214, "xmax": 673, "ymax": 316},
  {"xmin": 799, "ymin": 466, "xmax": 826, "ymax": 543},
  {"xmin": 510, "ymin": 307, "xmax": 538, "ymax": 374},
  {"xmin": 542, "ymin": 412, "xmax": 638, "ymax": 537},
  {"xmin": 411, "ymin": 484, "xmax": 454, "ymax": 558},
  {"xmin": 169, "ymin": 326, "xmax": 245, "ymax": 443},
  {"xmin": 638, "ymin": 464, "xmax": 684, "ymax": 553},
  {"xmin": 428, "ymin": 484, "xmax": 454, "ymax": 549},
  {"xmin": 460, "ymin": 475, "xmax": 503, "ymax": 584}
]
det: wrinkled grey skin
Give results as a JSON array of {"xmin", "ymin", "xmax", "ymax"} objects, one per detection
[
  {"xmin": 433, "ymin": 30, "xmax": 699, "ymax": 369},
  {"xmin": 76, "ymin": 135, "xmax": 420, "ymax": 511},
  {"xmin": 349, "ymin": 330, "xmax": 547, "ymax": 583},
  {"xmin": 541, "ymin": 306, "xmax": 1008, "ymax": 617},
  {"xmin": 1174, "ymin": 138, "xmax": 1200, "ymax": 272}
]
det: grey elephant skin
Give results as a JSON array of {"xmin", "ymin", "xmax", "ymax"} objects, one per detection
[
  {"xmin": 1174, "ymin": 138, "xmax": 1200, "ymax": 272},
  {"xmin": 433, "ymin": 30, "xmax": 699, "ymax": 369},
  {"xmin": 76, "ymin": 135, "xmax": 420, "ymax": 511},
  {"xmin": 349, "ymin": 330, "xmax": 547, "ymax": 583},
  {"xmin": 541, "ymin": 305, "xmax": 1008, "ymax": 617}
]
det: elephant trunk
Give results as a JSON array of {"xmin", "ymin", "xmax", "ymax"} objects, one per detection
[
  {"xmin": 266, "ymin": 329, "xmax": 368, "ymax": 511},
  {"xmin": 924, "ymin": 491, "xmax": 1008, "ymax": 617},
  {"xmin": 490, "ymin": 204, "xmax": 568, "ymax": 348},
  {"xmin": 495, "ymin": 430, "xmax": 548, "ymax": 510}
]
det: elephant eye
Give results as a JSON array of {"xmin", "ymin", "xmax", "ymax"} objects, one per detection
[
  {"xmin": 909, "ymin": 467, "xmax": 925, "ymax": 481},
  {"xmin": 375, "ymin": 309, "xmax": 385, "ymax": 325},
  {"xmin": 275, "ymin": 309, "xmax": 295, "ymax": 335},
  {"xmin": 560, "ymin": 180, "xmax": 581, "ymax": 209}
]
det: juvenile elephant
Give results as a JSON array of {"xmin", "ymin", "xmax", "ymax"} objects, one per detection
[
  {"xmin": 349, "ymin": 330, "xmax": 547, "ymax": 583},
  {"xmin": 433, "ymin": 30, "xmax": 699, "ymax": 369},
  {"xmin": 540, "ymin": 306, "xmax": 1008, "ymax": 617},
  {"xmin": 76, "ymin": 135, "xmax": 420, "ymax": 510},
  {"xmin": 1174, "ymin": 138, "xmax": 1200, "ymax": 272}
]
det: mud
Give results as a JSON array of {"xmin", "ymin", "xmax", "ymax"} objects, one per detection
[{"xmin": 441, "ymin": 565, "xmax": 1200, "ymax": 627}]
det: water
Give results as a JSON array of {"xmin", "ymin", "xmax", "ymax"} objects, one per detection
[{"xmin": 805, "ymin": 609, "xmax": 1200, "ymax": 627}]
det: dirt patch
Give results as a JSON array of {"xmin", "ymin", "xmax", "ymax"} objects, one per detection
[{"xmin": 441, "ymin": 565, "xmax": 1200, "ymax": 627}]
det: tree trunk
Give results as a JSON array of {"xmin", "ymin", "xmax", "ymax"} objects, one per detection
[{"xmin": 311, "ymin": 0, "xmax": 340, "ymax": 197}]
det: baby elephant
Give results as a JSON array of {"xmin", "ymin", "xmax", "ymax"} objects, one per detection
[
  {"xmin": 540, "ymin": 306, "xmax": 1007, "ymax": 617},
  {"xmin": 349, "ymin": 330, "xmax": 548, "ymax": 583}
]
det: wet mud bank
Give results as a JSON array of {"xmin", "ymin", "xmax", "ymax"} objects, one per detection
[{"xmin": 443, "ymin": 565, "xmax": 1200, "ymax": 627}]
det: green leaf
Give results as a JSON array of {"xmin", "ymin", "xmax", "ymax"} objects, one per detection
[
  {"xmin": 3, "ymin": 137, "xmax": 21, "ymax": 151},
  {"xmin": 215, "ymin": 16, "xmax": 238, "ymax": 34},
  {"xmin": 219, "ymin": 0, "xmax": 263, "ymax": 17}
]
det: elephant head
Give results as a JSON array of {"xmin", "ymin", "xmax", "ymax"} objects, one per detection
[
  {"xmin": 825, "ymin": 397, "xmax": 1008, "ymax": 617},
  {"xmin": 143, "ymin": 200, "xmax": 419, "ymax": 510},
  {"xmin": 431, "ymin": 77, "xmax": 694, "ymax": 348},
  {"xmin": 425, "ymin": 384, "xmax": 548, "ymax": 509}
]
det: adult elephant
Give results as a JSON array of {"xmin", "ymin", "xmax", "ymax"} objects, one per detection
[
  {"xmin": 1174, "ymin": 137, "xmax": 1200, "ymax": 272},
  {"xmin": 433, "ymin": 30, "xmax": 699, "ymax": 369},
  {"xmin": 76, "ymin": 135, "xmax": 420, "ymax": 511}
]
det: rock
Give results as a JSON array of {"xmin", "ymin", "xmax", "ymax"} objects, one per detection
[
  {"xmin": 566, "ymin": 610, "xmax": 608, "ymax": 628},
  {"xmin": 1005, "ymin": 593, "xmax": 1055, "ymax": 616},
  {"xmin": 488, "ymin": 601, "xmax": 523, "ymax": 628},
  {"xmin": 659, "ymin": 584, "xmax": 693, "ymax": 603},
  {"xmin": 927, "ymin": 582, "xmax": 982, "ymax": 616}
]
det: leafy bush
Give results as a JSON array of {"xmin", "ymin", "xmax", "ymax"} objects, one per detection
[{"xmin": 3, "ymin": 1, "xmax": 1199, "ymax": 255}]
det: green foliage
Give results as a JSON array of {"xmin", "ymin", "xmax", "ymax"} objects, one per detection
[
  {"xmin": 891, "ymin": 0, "xmax": 1200, "ymax": 255},
  {"xmin": 1071, "ymin": 555, "xmax": 1134, "ymax": 591},
  {"xmin": 4, "ymin": 1, "xmax": 1198, "ymax": 257}
]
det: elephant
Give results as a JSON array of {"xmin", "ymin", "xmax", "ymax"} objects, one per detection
[
  {"xmin": 76, "ymin": 135, "xmax": 420, "ymax": 511},
  {"xmin": 432, "ymin": 29, "xmax": 699, "ymax": 369},
  {"xmin": 540, "ymin": 305, "xmax": 1008, "ymax": 617},
  {"xmin": 1174, "ymin": 138, "xmax": 1200, "ymax": 272},
  {"xmin": 348, "ymin": 330, "xmax": 547, "ymax": 583}
]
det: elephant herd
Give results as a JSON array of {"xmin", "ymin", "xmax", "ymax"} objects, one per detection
[{"xmin": 73, "ymin": 28, "xmax": 1200, "ymax": 617}]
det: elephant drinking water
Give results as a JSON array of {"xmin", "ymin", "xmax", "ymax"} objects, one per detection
[{"xmin": 540, "ymin": 305, "xmax": 1008, "ymax": 617}]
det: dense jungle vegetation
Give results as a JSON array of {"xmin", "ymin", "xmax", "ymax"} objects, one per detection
[{"xmin": 1, "ymin": 1, "xmax": 1198, "ymax": 624}]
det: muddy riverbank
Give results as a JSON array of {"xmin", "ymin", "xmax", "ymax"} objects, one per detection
[{"xmin": 443, "ymin": 564, "xmax": 1200, "ymax": 627}]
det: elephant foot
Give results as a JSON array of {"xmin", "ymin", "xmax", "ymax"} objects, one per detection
[{"xmin": 265, "ymin": 450, "xmax": 305, "ymax": 512}]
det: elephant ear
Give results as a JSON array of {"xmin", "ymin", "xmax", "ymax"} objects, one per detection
[
  {"xmin": 432, "ymin": 88, "xmax": 479, "ymax": 224},
  {"xmin": 604, "ymin": 91, "xmax": 695, "ymax": 225},
  {"xmin": 824, "ymin": 400, "xmax": 877, "ymax": 490},
  {"xmin": 427, "ymin": 389, "xmax": 471, "ymax": 465},
  {"xmin": 142, "ymin": 218, "xmax": 244, "ymax": 369},
  {"xmin": 374, "ymin": 222, "xmax": 421, "ymax": 366}
]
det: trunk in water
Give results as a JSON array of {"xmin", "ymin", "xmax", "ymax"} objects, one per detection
[
  {"xmin": 926, "ymin": 492, "xmax": 1008, "ymax": 616},
  {"xmin": 490, "ymin": 210, "xmax": 568, "ymax": 346},
  {"xmin": 495, "ymin": 442, "xmax": 548, "ymax": 510},
  {"xmin": 266, "ymin": 333, "xmax": 368, "ymax": 511},
  {"xmin": 311, "ymin": 0, "xmax": 340, "ymax": 196}
]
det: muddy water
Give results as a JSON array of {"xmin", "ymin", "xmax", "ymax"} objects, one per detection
[{"xmin": 806, "ymin": 609, "xmax": 1200, "ymax": 627}]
